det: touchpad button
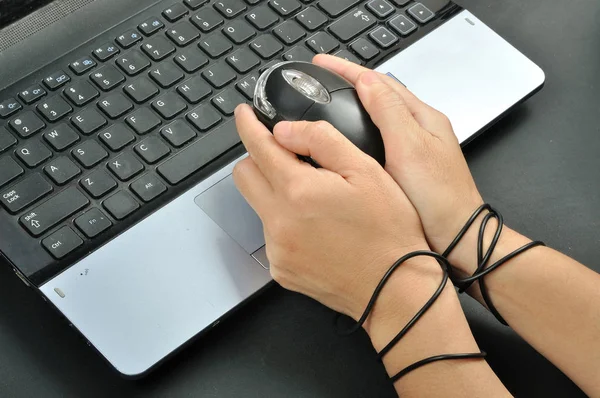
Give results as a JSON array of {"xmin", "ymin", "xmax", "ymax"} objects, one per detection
[{"xmin": 195, "ymin": 174, "xmax": 265, "ymax": 254}]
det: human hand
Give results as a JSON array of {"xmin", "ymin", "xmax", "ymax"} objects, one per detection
[
  {"xmin": 232, "ymin": 104, "xmax": 442, "ymax": 328},
  {"xmin": 311, "ymin": 55, "xmax": 485, "ymax": 276}
]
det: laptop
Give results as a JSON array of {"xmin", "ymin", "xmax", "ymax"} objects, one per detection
[{"xmin": 0, "ymin": 0, "xmax": 544, "ymax": 377}]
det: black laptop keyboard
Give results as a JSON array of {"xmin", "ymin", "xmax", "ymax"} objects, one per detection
[{"xmin": 0, "ymin": 0, "xmax": 455, "ymax": 281}]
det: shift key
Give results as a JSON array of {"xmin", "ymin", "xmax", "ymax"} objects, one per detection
[
  {"xmin": 1, "ymin": 173, "xmax": 53, "ymax": 213},
  {"xmin": 20, "ymin": 187, "xmax": 89, "ymax": 236}
]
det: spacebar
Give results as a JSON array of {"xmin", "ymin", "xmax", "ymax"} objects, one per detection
[{"xmin": 157, "ymin": 120, "xmax": 241, "ymax": 185}]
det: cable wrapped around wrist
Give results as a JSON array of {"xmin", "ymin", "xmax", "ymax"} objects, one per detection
[
  {"xmin": 442, "ymin": 204, "xmax": 545, "ymax": 326},
  {"xmin": 336, "ymin": 251, "xmax": 486, "ymax": 382}
]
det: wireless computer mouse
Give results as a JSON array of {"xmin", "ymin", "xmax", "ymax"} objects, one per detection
[{"xmin": 253, "ymin": 61, "xmax": 386, "ymax": 167}]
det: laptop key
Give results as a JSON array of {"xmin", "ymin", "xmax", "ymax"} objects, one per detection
[
  {"xmin": 134, "ymin": 136, "xmax": 171, "ymax": 164},
  {"xmin": 108, "ymin": 152, "xmax": 144, "ymax": 181},
  {"xmin": 350, "ymin": 37, "xmax": 379, "ymax": 60},
  {"xmin": 126, "ymin": 107, "xmax": 162, "ymax": 134},
  {"xmin": 149, "ymin": 61, "xmax": 185, "ymax": 88},
  {"xmin": 97, "ymin": 93, "xmax": 134, "ymax": 119},
  {"xmin": 391, "ymin": 0, "xmax": 410, "ymax": 5},
  {"xmin": 37, "ymin": 96, "xmax": 72, "ymax": 122},
  {"xmin": 162, "ymin": 3, "xmax": 189, "ymax": 22},
  {"xmin": 116, "ymin": 50, "xmax": 151, "ymax": 76},
  {"xmin": 177, "ymin": 76, "xmax": 212, "ymax": 103},
  {"xmin": 191, "ymin": 8, "xmax": 224, "ymax": 32},
  {"xmin": 0, "ymin": 157, "xmax": 23, "ymax": 188},
  {"xmin": 318, "ymin": 0, "xmax": 360, "ymax": 17},
  {"xmin": 0, "ymin": 127, "xmax": 17, "ymax": 153},
  {"xmin": 369, "ymin": 26, "xmax": 398, "ymax": 48},
  {"xmin": 269, "ymin": 0, "xmax": 301, "ymax": 16},
  {"xmin": 90, "ymin": 65, "xmax": 126, "ymax": 91},
  {"xmin": 70, "ymin": 56, "xmax": 97, "ymax": 75},
  {"xmin": 408, "ymin": 3, "xmax": 435, "ymax": 24},
  {"xmin": 214, "ymin": 0, "xmax": 247, "ymax": 19},
  {"xmin": 166, "ymin": 21, "xmax": 200, "ymax": 46},
  {"xmin": 0, "ymin": 98, "xmax": 21, "ymax": 118},
  {"xmin": 273, "ymin": 20, "xmax": 306, "ymax": 45},
  {"xmin": 306, "ymin": 31, "xmax": 339, "ymax": 53},
  {"xmin": 44, "ymin": 157, "xmax": 81, "ymax": 185},
  {"xmin": 158, "ymin": 119, "xmax": 241, "ymax": 184},
  {"xmin": 80, "ymin": 169, "xmax": 117, "ymax": 198},
  {"xmin": 43, "ymin": 124, "xmax": 80, "ymax": 151},
  {"xmin": 139, "ymin": 17, "xmax": 165, "ymax": 36},
  {"xmin": 226, "ymin": 48, "xmax": 260, "ymax": 73},
  {"xmin": 116, "ymin": 30, "xmax": 143, "ymax": 49},
  {"xmin": 72, "ymin": 140, "xmax": 109, "ymax": 168},
  {"xmin": 98, "ymin": 123, "xmax": 135, "ymax": 151},
  {"xmin": 283, "ymin": 45, "xmax": 315, "ymax": 62},
  {"xmin": 246, "ymin": 6, "xmax": 279, "ymax": 30},
  {"xmin": 223, "ymin": 20, "xmax": 256, "ymax": 44},
  {"xmin": 388, "ymin": 15, "xmax": 417, "ymax": 36},
  {"xmin": 43, "ymin": 70, "xmax": 71, "ymax": 90},
  {"xmin": 103, "ymin": 190, "xmax": 140, "ymax": 220},
  {"xmin": 16, "ymin": 140, "xmax": 52, "ymax": 168},
  {"xmin": 333, "ymin": 49, "xmax": 363, "ymax": 65},
  {"xmin": 184, "ymin": 0, "xmax": 209, "ymax": 9},
  {"xmin": 124, "ymin": 76, "xmax": 159, "ymax": 103},
  {"xmin": 236, "ymin": 73, "xmax": 259, "ymax": 99},
  {"xmin": 131, "ymin": 173, "xmax": 167, "ymax": 202},
  {"xmin": 42, "ymin": 226, "xmax": 84, "ymax": 259},
  {"xmin": 152, "ymin": 92, "xmax": 188, "ymax": 119},
  {"xmin": 250, "ymin": 35, "xmax": 283, "ymax": 59},
  {"xmin": 186, "ymin": 104, "xmax": 222, "ymax": 131},
  {"xmin": 19, "ymin": 85, "xmax": 47, "ymax": 104},
  {"xmin": 20, "ymin": 187, "xmax": 89, "ymax": 237},
  {"xmin": 71, "ymin": 108, "xmax": 107, "ymax": 135},
  {"xmin": 142, "ymin": 36, "xmax": 176, "ymax": 61},
  {"xmin": 202, "ymin": 62, "xmax": 236, "ymax": 88},
  {"xmin": 9, "ymin": 111, "xmax": 45, "ymax": 138},
  {"xmin": 75, "ymin": 208, "xmax": 112, "ymax": 238},
  {"xmin": 329, "ymin": 8, "xmax": 376, "ymax": 42},
  {"xmin": 366, "ymin": 0, "xmax": 394, "ymax": 18},
  {"xmin": 296, "ymin": 7, "xmax": 327, "ymax": 31},
  {"xmin": 93, "ymin": 43, "xmax": 120, "ymax": 61},
  {"xmin": 174, "ymin": 47, "xmax": 209, "ymax": 73},
  {"xmin": 212, "ymin": 88, "xmax": 246, "ymax": 116},
  {"xmin": 161, "ymin": 120, "xmax": 197, "ymax": 147},
  {"xmin": 64, "ymin": 81, "xmax": 100, "ymax": 106},
  {"xmin": 0, "ymin": 173, "xmax": 53, "ymax": 213},
  {"xmin": 199, "ymin": 33, "xmax": 233, "ymax": 58}
]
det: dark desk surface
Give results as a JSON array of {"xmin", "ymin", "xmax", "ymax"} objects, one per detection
[{"xmin": 1, "ymin": 0, "xmax": 598, "ymax": 396}]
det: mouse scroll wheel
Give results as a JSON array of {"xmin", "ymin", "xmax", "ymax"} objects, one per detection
[{"xmin": 281, "ymin": 69, "xmax": 331, "ymax": 104}]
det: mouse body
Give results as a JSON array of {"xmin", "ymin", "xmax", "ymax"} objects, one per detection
[{"xmin": 253, "ymin": 61, "xmax": 386, "ymax": 167}]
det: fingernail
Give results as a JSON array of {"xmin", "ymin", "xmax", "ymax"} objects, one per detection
[
  {"xmin": 234, "ymin": 104, "xmax": 244, "ymax": 117},
  {"xmin": 360, "ymin": 71, "xmax": 381, "ymax": 86},
  {"xmin": 274, "ymin": 121, "xmax": 292, "ymax": 137}
]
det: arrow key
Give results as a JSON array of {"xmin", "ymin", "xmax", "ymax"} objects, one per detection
[
  {"xmin": 366, "ymin": 0, "xmax": 394, "ymax": 18},
  {"xmin": 407, "ymin": 3, "xmax": 435, "ymax": 24},
  {"xmin": 369, "ymin": 26, "xmax": 398, "ymax": 49},
  {"xmin": 388, "ymin": 14, "xmax": 417, "ymax": 36}
]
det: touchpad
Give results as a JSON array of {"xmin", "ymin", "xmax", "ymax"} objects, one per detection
[{"xmin": 194, "ymin": 174, "xmax": 265, "ymax": 254}]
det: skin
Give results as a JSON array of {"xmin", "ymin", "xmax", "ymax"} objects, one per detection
[{"xmin": 233, "ymin": 54, "xmax": 600, "ymax": 396}]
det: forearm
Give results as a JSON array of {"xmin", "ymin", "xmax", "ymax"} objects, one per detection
[
  {"xmin": 363, "ymin": 258, "xmax": 510, "ymax": 397},
  {"xmin": 444, "ymin": 220, "xmax": 600, "ymax": 396}
]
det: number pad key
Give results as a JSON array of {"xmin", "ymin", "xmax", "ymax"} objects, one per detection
[
  {"xmin": 116, "ymin": 50, "xmax": 151, "ymax": 76},
  {"xmin": 142, "ymin": 36, "xmax": 176, "ymax": 61},
  {"xmin": 19, "ymin": 85, "xmax": 47, "ymax": 104},
  {"xmin": 16, "ymin": 140, "xmax": 52, "ymax": 168},
  {"xmin": 80, "ymin": 169, "xmax": 117, "ymax": 198},
  {"xmin": 166, "ymin": 21, "xmax": 200, "ymax": 46},
  {"xmin": 90, "ymin": 65, "xmax": 126, "ymax": 91},
  {"xmin": 37, "ymin": 96, "xmax": 73, "ymax": 122},
  {"xmin": 9, "ymin": 111, "xmax": 45, "ymax": 138},
  {"xmin": 64, "ymin": 81, "xmax": 100, "ymax": 106},
  {"xmin": 93, "ymin": 43, "xmax": 120, "ymax": 61}
]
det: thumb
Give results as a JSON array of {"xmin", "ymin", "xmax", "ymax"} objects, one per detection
[{"xmin": 273, "ymin": 120, "xmax": 372, "ymax": 176}]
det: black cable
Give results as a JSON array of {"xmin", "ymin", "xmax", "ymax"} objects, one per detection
[{"xmin": 389, "ymin": 352, "xmax": 487, "ymax": 383}]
